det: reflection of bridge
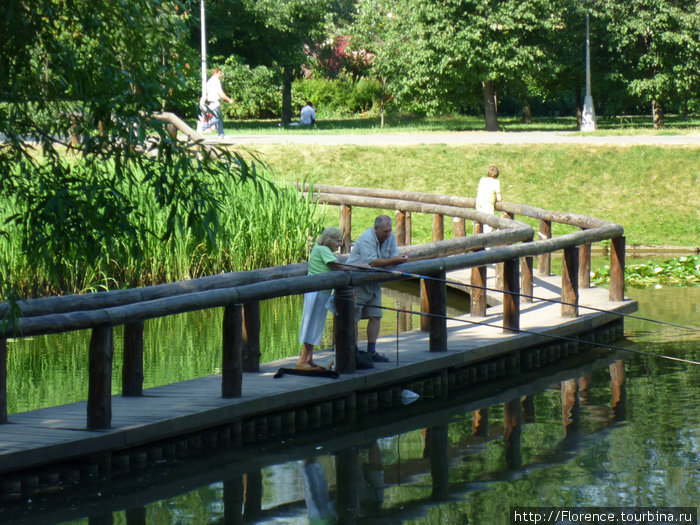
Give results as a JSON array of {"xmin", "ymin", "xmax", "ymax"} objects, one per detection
[
  {"xmin": 0, "ymin": 346, "xmax": 627, "ymax": 522},
  {"xmin": 0, "ymin": 185, "xmax": 636, "ymax": 498}
]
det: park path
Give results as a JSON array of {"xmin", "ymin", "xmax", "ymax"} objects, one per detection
[{"xmin": 219, "ymin": 130, "xmax": 700, "ymax": 146}]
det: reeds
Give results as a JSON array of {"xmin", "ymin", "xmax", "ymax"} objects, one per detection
[{"xmin": 0, "ymin": 162, "xmax": 323, "ymax": 299}]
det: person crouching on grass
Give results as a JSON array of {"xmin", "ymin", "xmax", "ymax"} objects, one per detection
[{"xmin": 297, "ymin": 227, "xmax": 345, "ymax": 371}]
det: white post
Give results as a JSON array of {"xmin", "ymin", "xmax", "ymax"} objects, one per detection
[
  {"xmin": 581, "ymin": 12, "xmax": 597, "ymax": 131},
  {"xmin": 200, "ymin": 0, "xmax": 208, "ymax": 102}
]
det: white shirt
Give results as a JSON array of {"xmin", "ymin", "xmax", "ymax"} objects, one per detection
[
  {"xmin": 206, "ymin": 75, "xmax": 224, "ymax": 109},
  {"xmin": 300, "ymin": 105, "xmax": 316, "ymax": 125},
  {"xmin": 476, "ymin": 176, "xmax": 501, "ymax": 214}
]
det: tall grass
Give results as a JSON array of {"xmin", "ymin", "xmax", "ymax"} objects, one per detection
[{"xmin": 0, "ymin": 163, "xmax": 324, "ymax": 298}]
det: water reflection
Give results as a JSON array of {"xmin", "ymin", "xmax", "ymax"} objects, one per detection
[{"xmin": 2, "ymin": 288, "xmax": 698, "ymax": 524}]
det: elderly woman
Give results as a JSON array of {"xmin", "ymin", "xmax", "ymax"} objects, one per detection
[{"xmin": 297, "ymin": 227, "xmax": 344, "ymax": 371}]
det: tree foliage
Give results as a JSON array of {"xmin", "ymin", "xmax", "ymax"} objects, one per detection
[{"xmin": 0, "ymin": 0, "xmax": 257, "ymax": 297}]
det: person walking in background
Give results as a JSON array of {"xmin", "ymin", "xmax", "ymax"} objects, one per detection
[
  {"xmin": 297, "ymin": 227, "xmax": 344, "ymax": 371},
  {"xmin": 475, "ymin": 165, "xmax": 502, "ymax": 232},
  {"xmin": 198, "ymin": 67, "xmax": 233, "ymax": 138},
  {"xmin": 346, "ymin": 215, "xmax": 409, "ymax": 363}
]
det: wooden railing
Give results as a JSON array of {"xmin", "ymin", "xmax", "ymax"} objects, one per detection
[{"xmin": 0, "ymin": 186, "xmax": 625, "ymax": 429}]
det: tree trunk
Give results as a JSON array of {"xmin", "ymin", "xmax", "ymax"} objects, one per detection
[
  {"xmin": 282, "ymin": 65, "xmax": 293, "ymax": 125},
  {"xmin": 521, "ymin": 104, "xmax": 531, "ymax": 124},
  {"xmin": 482, "ymin": 80, "xmax": 499, "ymax": 131},
  {"xmin": 652, "ymin": 99, "xmax": 664, "ymax": 129}
]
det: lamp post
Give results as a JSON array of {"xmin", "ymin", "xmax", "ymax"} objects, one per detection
[
  {"xmin": 200, "ymin": 0, "xmax": 208, "ymax": 102},
  {"xmin": 580, "ymin": 12, "xmax": 597, "ymax": 131}
]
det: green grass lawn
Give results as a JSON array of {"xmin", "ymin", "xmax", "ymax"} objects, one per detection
[
  {"xmin": 204, "ymin": 113, "xmax": 700, "ymax": 135},
  {"xmin": 242, "ymin": 142, "xmax": 699, "ymax": 248}
]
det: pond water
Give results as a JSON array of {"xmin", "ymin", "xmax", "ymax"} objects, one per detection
[{"xmin": 1, "ymin": 285, "xmax": 698, "ymax": 524}]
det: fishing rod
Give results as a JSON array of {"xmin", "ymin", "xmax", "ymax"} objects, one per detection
[
  {"xmin": 341, "ymin": 262, "xmax": 700, "ymax": 334},
  {"xmin": 355, "ymin": 301, "xmax": 700, "ymax": 367}
]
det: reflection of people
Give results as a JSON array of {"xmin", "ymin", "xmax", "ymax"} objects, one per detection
[
  {"xmin": 199, "ymin": 67, "xmax": 233, "ymax": 138},
  {"xmin": 297, "ymin": 227, "xmax": 344, "ymax": 371},
  {"xmin": 475, "ymin": 165, "xmax": 502, "ymax": 232},
  {"xmin": 359, "ymin": 441, "xmax": 385, "ymax": 515},
  {"xmin": 290, "ymin": 101, "xmax": 317, "ymax": 127},
  {"xmin": 301, "ymin": 459, "xmax": 336, "ymax": 524},
  {"xmin": 346, "ymin": 215, "xmax": 409, "ymax": 363}
]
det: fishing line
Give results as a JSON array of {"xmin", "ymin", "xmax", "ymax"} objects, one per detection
[
  {"xmin": 354, "ymin": 300, "xmax": 700, "ymax": 367},
  {"xmin": 342, "ymin": 263, "xmax": 699, "ymax": 334}
]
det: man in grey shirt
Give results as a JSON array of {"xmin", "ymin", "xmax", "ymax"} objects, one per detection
[{"xmin": 346, "ymin": 215, "xmax": 409, "ymax": 362}]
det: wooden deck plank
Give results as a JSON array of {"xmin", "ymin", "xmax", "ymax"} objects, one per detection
[{"xmin": 0, "ymin": 277, "xmax": 637, "ymax": 474}]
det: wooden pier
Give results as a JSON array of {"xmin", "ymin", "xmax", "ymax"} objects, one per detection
[
  {"xmin": 0, "ymin": 183, "xmax": 634, "ymax": 491},
  {"xmin": 0, "ymin": 270, "xmax": 636, "ymax": 488}
]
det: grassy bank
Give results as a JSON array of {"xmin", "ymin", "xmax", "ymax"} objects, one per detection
[{"xmin": 251, "ymin": 143, "xmax": 699, "ymax": 247}]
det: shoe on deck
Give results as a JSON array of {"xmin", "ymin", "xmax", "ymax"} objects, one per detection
[
  {"xmin": 295, "ymin": 362, "xmax": 326, "ymax": 372},
  {"xmin": 370, "ymin": 352, "xmax": 389, "ymax": 363}
]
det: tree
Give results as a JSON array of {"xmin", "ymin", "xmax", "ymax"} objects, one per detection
[
  {"xmin": 592, "ymin": 0, "xmax": 700, "ymax": 127},
  {"xmin": 205, "ymin": 0, "xmax": 351, "ymax": 124},
  {"xmin": 0, "ymin": 0, "xmax": 255, "ymax": 298},
  {"xmin": 350, "ymin": 0, "xmax": 561, "ymax": 130}
]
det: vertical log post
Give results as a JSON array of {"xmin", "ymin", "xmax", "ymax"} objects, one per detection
[
  {"xmin": 243, "ymin": 471, "xmax": 263, "ymax": 519},
  {"xmin": 538, "ymin": 219, "xmax": 552, "ymax": 276},
  {"xmin": 335, "ymin": 447, "xmax": 359, "ymax": 522},
  {"xmin": 427, "ymin": 425, "xmax": 449, "ymax": 498},
  {"xmin": 502, "ymin": 258, "xmax": 520, "ymax": 334},
  {"xmin": 610, "ymin": 359, "xmax": 626, "ymax": 421},
  {"xmin": 472, "ymin": 408, "xmax": 489, "ymax": 436},
  {"xmin": 432, "ymin": 214, "xmax": 444, "ymax": 241},
  {"xmin": 420, "ymin": 279, "xmax": 430, "ymax": 332},
  {"xmin": 334, "ymin": 286, "xmax": 356, "ymax": 374},
  {"xmin": 561, "ymin": 246, "xmax": 579, "ymax": 317},
  {"xmin": 579, "ymin": 230, "xmax": 591, "ymax": 288},
  {"xmin": 88, "ymin": 326, "xmax": 114, "ymax": 430},
  {"xmin": 561, "ymin": 378, "xmax": 580, "ymax": 437},
  {"xmin": 395, "ymin": 210, "xmax": 407, "ymax": 246},
  {"xmin": 424, "ymin": 270, "xmax": 447, "ymax": 352},
  {"xmin": 503, "ymin": 398, "xmax": 522, "ymax": 469},
  {"xmin": 0, "ymin": 337, "xmax": 6, "ymax": 424},
  {"xmin": 471, "ymin": 223, "xmax": 487, "ymax": 316},
  {"xmin": 340, "ymin": 204, "xmax": 352, "ymax": 254},
  {"xmin": 242, "ymin": 301, "xmax": 261, "ymax": 372},
  {"xmin": 122, "ymin": 321, "xmax": 144, "ymax": 396},
  {"xmin": 609, "ymin": 236, "xmax": 626, "ymax": 302},
  {"xmin": 521, "ymin": 236, "xmax": 534, "ymax": 303},
  {"xmin": 222, "ymin": 304, "xmax": 243, "ymax": 398},
  {"xmin": 405, "ymin": 211, "xmax": 412, "ymax": 245},
  {"xmin": 453, "ymin": 216, "xmax": 466, "ymax": 238},
  {"xmin": 223, "ymin": 475, "xmax": 245, "ymax": 525}
]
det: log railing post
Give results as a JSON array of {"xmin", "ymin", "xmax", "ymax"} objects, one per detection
[
  {"xmin": 502, "ymin": 258, "xmax": 520, "ymax": 334},
  {"xmin": 432, "ymin": 214, "xmax": 444, "ymax": 242},
  {"xmin": 503, "ymin": 398, "xmax": 523, "ymax": 469},
  {"xmin": 222, "ymin": 304, "xmax": 243, "ymax": 398},
  {"xmin": 340, "ymin": 204, "xmax": 352, "ymax": 254},
  {"xmin": 0, "ymin": 337, "xmax": 6, "ymax": 424},
  {"xmin": 610, "ymin": 359, "xmax": 626, "ymax": 421},
  {"xmin": 334, "ymin": 286, "xmax": 356, "ymax": 374},
  {"xmin": 404, "ymin": 211, "xmax": 412, "ymax": 246},
  {"xmin": 561, "ymin": 246, "xmax": 579, "ymax": 317},
  {"xmin": 471, "ymin": 222, "xmax": 487, "ymax": 316},
  {"xmin": 424, "ymin": 270, "xmax": 447, "ymax": 352},
  {"xmin": 579, "ymin": 229, "xmax": 591, "ymax": 288},
  {"xmin": 610, "ymin": 236, "xmax": 626, "ymax": 301},
  {"xmin": 122, "ymin": 321, "xmax": 144, "ymax": 396},
  {"xmin": 452, "ymin": 217, "xmax": 466, "ymax": 238},
  {"xmin": 88, "ymin": 325, "xmax": 114, "ymax": 430},
  {"xmin": 521, "ymin": 236, "xmax": 534, "ymax": 303},
  {"xmin": 395, "ymin": 210, "xmax": 407, "ymax": 246},
  {"xmin": 538, "ymin": 219, "xmax": 552, "ymax": 276},
  {"xmin": 242, "ymin": 301, "xmax": 261, "ymax": 372}
]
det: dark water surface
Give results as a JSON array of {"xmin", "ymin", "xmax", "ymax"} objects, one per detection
[{"xmin": 1, "ymin": 286, "xmax": 698, "ymax": 524}]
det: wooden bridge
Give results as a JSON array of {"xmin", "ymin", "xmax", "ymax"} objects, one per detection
[{"xmin": 0, "ymin": 184, "xmax": 635, "ymax": 494}]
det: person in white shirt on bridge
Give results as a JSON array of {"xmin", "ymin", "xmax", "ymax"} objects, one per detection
[{"xmin": 475, "ymin": 165, "xmax": 502, "ymax": 232}]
